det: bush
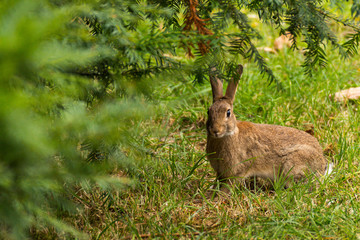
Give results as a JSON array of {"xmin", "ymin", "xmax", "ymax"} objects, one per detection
[{"xmin": 0, "ymin": 0, "xmax": 159, "ymax": 238}]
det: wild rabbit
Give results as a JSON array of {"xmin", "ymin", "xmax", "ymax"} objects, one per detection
[{"xmin": 206, "ymin": 65, "xmax": 330, "ymax": 191}]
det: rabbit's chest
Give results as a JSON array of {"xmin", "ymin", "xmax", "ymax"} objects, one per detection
[{"xmin": 206, "ymin": 138, "xmax": 247, "ymax": 177}]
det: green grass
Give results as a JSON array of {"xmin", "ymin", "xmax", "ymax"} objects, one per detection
[{"xmin": 34, "ymin": 14, "xmax": 360, "ymax": 240}]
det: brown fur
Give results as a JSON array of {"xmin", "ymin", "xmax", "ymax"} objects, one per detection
[{"xmin": 206, "ymin": 65, "xmax": 327, "ymax": 190}]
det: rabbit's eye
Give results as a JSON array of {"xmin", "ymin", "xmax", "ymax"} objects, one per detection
[{"xmin": 227, "ymin": 109, "xmax": 231, "ymax": 118}]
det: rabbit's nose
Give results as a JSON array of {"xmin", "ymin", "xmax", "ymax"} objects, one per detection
[{"xmin": 213, "ymin": 130, "xmax": 218, "ymax": 137}]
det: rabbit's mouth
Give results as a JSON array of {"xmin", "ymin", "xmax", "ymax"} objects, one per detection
[
  {"xmin": 209, "ymin": 129, "xmax": 235, "ymax": 138},
  {"xmin": 208, "ymin": 128, "xmax": 224, "ymax": 138},
  {"xmin": 211, "ymin": 132, "xmax": 224, "ymax": 138}
]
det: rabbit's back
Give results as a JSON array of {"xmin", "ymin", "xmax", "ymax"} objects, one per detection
[{"xmin": 252, "ymin": 123, "xmax": 324, "ymax": 157}]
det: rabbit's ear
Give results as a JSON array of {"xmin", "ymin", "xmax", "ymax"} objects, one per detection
[
  {"xmin": 225, "ymin": 64, "xmax": 243, "ymax": 103},
  {"xmin": 209, "ymin": 67, "xmax": 223, "ymax": 102}
]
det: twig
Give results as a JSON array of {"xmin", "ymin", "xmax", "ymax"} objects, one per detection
[{"xmin": 183, "ymin": 0, "xmax": 213, "ymax": 57}]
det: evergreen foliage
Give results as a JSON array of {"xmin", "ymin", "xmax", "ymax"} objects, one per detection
[{"xmin": 1, "ymin": 0, "xmax": 360, "ymax": 238}]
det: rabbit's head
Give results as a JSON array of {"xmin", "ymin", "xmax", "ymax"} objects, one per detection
[{"xmin": 206, "ymin": 65, "xmax": 243, "ymax": 138}]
